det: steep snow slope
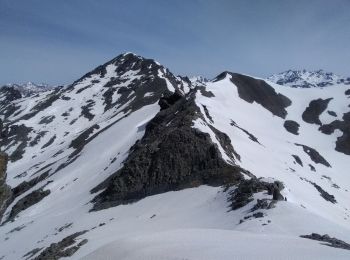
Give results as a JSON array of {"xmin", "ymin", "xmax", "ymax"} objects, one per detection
[
  {"xmin": 0, "ymin": 54, "xmax": 350, "ymax": 259},
  {"xmin": 196, "ymin": 72, "xmax": 350, "ymax": 230}
]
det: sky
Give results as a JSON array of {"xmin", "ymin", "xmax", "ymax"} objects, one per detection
[{"xmin": 0, "ymin": 0, "xmax": 349, "ymax": 85}]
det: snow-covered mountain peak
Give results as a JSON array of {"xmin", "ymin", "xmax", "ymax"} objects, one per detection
[
  {"xmin": 267, "ymin": 69, "xmax": 350, "ymax": 88},
  {"xmin": 0, "ymin": 82, "xmax": 56, "ymax": 98},
  {"xmin": 189, "ymin": 75, "xmax": 209, "ymax": 87}
]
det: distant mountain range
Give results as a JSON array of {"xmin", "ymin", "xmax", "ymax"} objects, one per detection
[
  {"xmin": 1, "ymin": 82, "xmax": 59, "ymax": 98},
  {"xmin": 267, "ymin": 69, "xmax": 350, "ymax": 88}
]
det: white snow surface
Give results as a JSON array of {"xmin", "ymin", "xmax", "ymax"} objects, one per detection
[{"xmin": 0, "ymin": 62, "xmax": 350, "ymax": 260}]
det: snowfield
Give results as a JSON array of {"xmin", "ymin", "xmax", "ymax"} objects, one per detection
[{"xmin": 0, "ymin": 53, "xmax": 349, "ymax": 259}]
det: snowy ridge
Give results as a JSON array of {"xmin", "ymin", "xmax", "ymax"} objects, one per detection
[
  {"xmin": 267, "ymin": 69, "xmax": 350, "ymax": 88},
  {"xmin": 189, "ymin": 75, "xmax": 209, "ymax": 87},
  {"xmin": 0, "ymin": 53, "xmax": 350, "ymax": 259}
]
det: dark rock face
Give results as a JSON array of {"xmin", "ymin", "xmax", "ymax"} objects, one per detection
[
  {"xmin": 319, "ymin": 111, "xmax": 350, "ymax": 155},
  {"xmin": 202, "ymin": 105, "xmax": 214, "ymax": 123},
  {"xmin": 7, "ymin": 188, "xmax": 50, "ymax": 221},
  {"xmin": 23, "ymin": 248, "xmax": 43, "ymax": 260},
  {"xmin": 208, "ymin": 125, "xmax": 241, "ymax": 162},
  {"xmin": 227, "ymin": 178, "xmax": 284, "ymax": 210},
  {"xmin": 300, "ymin": 233, "xmax": 350, "ymax": 250},
  {"xmin": 295, "ymin": 143, "xmax": 331, "ymax": 167},
  {"xmin": 73, "ymin": 53, "xmax": 184, "ymax": 115},
  {"xmin": 69, "ymin": 124, "xmax": 100, "ymax": 154},
  {"xmin": 41, "ymin": 135, "xmax": 56, "ymax": 149},
  {"xmin": 0, "ymin": 86, "xmax": 22, "ymax": 102},
  {"xmin": 18, "ymin": 90, "xmax": 61, "ymax": 121},
  {"xmin": 292, "ymin": 155, "xmax": 303, "ymax": 166},
  {"xmin": 32, "ymin": 231, "xmax": 88, "ymax": 260},
  {"xmin": 38, "ymin": 115, "xmax": 55, "ymax": 125},
  {"xmin": 159, "ymin": 91, "xmax": 184, "ymax": 110},
  {"xmin": 301, "ymin": 177, "xmax": 336, "ymax": 203},
  {"xmin": 80, "ymin": 100, "xmax": 95, "ymax": 121},
  {"xmin": 198, "ymin": 86, "xmax": 215, "ymax": 97},
  {"xmin": 0, "ymin": 170, "xmax": 50, "ymax": 222},
  {"xmin": 91, "ymin": 91, "xmax": 244, "ymax": 211},
  {"xmin": 345, "ymin": 89, "xmax": 350, "ymax": 95},
  {"xmin": 302, "ymin": 98, "xmax": 332, "ymax": 125},
  {"xmin": 230, "ymin": 120, "xmax": 261, "ymax": 145},
  {"xmin": 283, "ymin": 120, "xmax": 300, "ymax": 135},
  {"xmin": 0, "ymin": 124, "xmax": 32, "ymax": 162},
  {"xmin": 12, "ymin": 171, "xmax": 49, "ymax": 199},
  {"xmin": 221, "ymin": 72, "xmax": 292, "ymax": 118},
  {"xmin": 0, "ymin": 152, "xmax": 12, "ymax": 221},
  {"xmin": 309, "ymin": 164, "xmax": 316, "ymax": 172},
  {"xmin": 310, "ymin": 182, "xmax": 337, "ymax": 203}
]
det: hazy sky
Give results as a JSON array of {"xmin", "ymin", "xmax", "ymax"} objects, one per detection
[{"xmin": 1, "ymin": 0, "xmax": 349, "ymax": 85}]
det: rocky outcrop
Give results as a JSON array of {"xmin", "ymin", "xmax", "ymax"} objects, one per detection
[
  {"xmin": 292, "ymin": 154, "xmax": 303, "ymax": 166},
  {"xmin": 311, "ymin": 182, "xmax": 336, "ymax": 203},
  {"xmin": 227, "ymin": 178, "xmax": 284, "ymax": 210},
  {"xmin": 216, "ymin": 72, "xmax": 292, "ymax": 118},
  {"xmin": 295, "ymin": 143, "xmax": 331, "ymax": 167},
  {"xmin": 284, "ymin": 120, "xmax": 300, "ymax": 135},
  {"xmin": 302, "ymin": 98, "xmax": 332, "ymax": 125},
  {"xmin": 159, "ymin": 91, "xmax": 184, "ymax": 110},
  {"xmin": 7, "ymin": 187, "xmax": 50, "ymax": 222},
  {"xmin": 319, "ymin": 111, "xmax": 350, "ymax": 155},
  {"xmin": 0, "ymin": 152, "xmax": 12, "ymax": 221},
  {"xmin": 0, "ymin": 124, "xmax": 32, "ymax": 162},
  {"xmin": 230, "ymin": 120, "xmax": 261, "ymax": 145},
  {"xmin": 300, "ymin": 233, "xmax": 350, "ymax": 250},
  {"xmin": 32, "ymin": 231, "xmax": 88, "ymax": 260},
  {"xmin": 91, "ymin": 90, "xmax": 244, "ymax": 211}
]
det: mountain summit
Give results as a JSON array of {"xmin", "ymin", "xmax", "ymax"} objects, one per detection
[{"xmin": 0, "ymin": 53, "xmax": 350, "ymax": 260}]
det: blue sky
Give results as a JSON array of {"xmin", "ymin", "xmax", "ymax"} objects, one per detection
[{"xmin": 1, "ymin": 0, "xmax": 349, "ymax": 85}]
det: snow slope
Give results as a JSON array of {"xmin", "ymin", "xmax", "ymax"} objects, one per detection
[{"xmin": 0, "ymin": 53, "xmax": 350, "ymax": 259}]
